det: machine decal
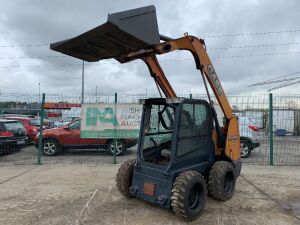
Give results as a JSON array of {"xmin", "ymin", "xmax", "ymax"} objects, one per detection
[
  {"xmin": 81, "ymin": 103, "xmax": 143, "ymax": 138},
  {"xmin": 227, "ymin": 135, "xmax": 239, "ymax": 142},
  {"xmin": 207, "ymin": 64, "xmax": 223, "ymax": 96}
]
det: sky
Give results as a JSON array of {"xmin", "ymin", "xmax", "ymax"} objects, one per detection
[{"xmin": 0, "ymin": 0, "xmax": 300, "ymax": 96}]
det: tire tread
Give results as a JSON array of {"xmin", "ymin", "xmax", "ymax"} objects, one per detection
[
  {"xmin": 171, "ymin": 171, "xmax": 207, "ymax": 220},
  {"xmin": 208, "ymin": 161, "xmax": 236, "ymax": 201},
  {"xmin": 116, "ymin": 159, "xmax": 136, "ymax": 198}
]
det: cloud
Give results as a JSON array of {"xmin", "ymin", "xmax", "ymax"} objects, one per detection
[{"xmin": 0, "ymin": 0, "xmax": 300, "ymax": 96}]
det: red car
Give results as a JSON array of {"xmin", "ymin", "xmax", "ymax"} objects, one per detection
[
  {"xmin": 35, "ymin": 120, "xmax": 137, "ymax": 156},
  {"xmin": 4, "ymin": 116, "xmax": 41, "ymax": 143},
  {"xmin": 46, "ymin": 110, "xmax": 62, "ymax": 118}
]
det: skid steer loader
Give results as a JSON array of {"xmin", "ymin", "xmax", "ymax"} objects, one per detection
[{"xmin": 50, "ymin": 5, "xmax": 241, "ymax": 220}]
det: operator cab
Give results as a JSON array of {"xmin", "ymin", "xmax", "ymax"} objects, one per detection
[{"xmin": 138, "ymin": 97, "xmax": 214, "ymax": 168}]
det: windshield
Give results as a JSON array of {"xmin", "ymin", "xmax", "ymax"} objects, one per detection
[
  {"xmin": 30, "ymin": 119, "xmax": 41, "ymax": 126},
  {"xmin": 141, "ymin": 104, "xmax": 176, "ymax": 165},
  {"xmin": 62, "ymin": 117, "xmax": 73, "ymax": 122},
  {"xmin": 69, "ymin": 120, "xmax": 81, "ymax": 129},
  {"xmin": 4, "ymin": 121, "xmax": 24, "ymax": 131}
]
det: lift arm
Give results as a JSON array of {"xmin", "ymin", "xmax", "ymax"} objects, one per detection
[
  {"xmin": 120, "ymin": 36, "xmax": 241, "ymax": 161},
  {"xmin": 142, "ymin": 55, "xmax": 176, "ymax": 98},
  {"xmin": 122, "ymin": 35, "xmax": 233, "ymax": 120}
]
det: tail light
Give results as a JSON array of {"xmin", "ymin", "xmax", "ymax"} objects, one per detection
[
  {"xmin": 0, "ymin": 131, "xmax": 14, "ymax": 137},
  {"xmin": 29, "ymin": 128, "xmax": 38, "ymax": 135},
  {"xmin": 248, "ymin": 125, "xmax": 259, "ymax": 132}
]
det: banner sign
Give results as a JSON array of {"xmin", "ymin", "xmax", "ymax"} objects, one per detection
[{"xmin": 80, "ymin": 103, "xmax": 143, "ymax": 138}]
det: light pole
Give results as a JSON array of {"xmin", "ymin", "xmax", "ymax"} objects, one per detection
[
  {"xmin": 38, "ymin": 82, "xmax": 40, "ymax": 102},
  {"xmin": 81, "ymin": 60, "xmax": 85, "ymax": 104},
  {"xmin": 95, "ymin": 85, "xmax": 99, "ymax": 103}
]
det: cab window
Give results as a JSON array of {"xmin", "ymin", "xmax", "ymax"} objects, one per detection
[{"xmin": 177, "ymin": 103, "xmax": 211, "ymax": 157}]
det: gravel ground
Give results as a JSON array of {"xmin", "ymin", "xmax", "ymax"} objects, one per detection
[{"xmin": 0, "ymin": 164, "xmax": 299, "ymax": 225}]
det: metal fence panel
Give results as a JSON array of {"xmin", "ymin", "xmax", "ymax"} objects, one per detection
[{"xmin": 0, "ymin": 93, "xmax": 299, "ymax": 166}]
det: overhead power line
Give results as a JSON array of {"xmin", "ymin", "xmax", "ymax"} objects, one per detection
[
  {"xmin": 207, "ymin": 42, "xmax": 300, "ymax": 50},
  {"xmin": 249, "ymin": 72, "xmax": 300, "ymax": 87},
  {"xmin": 0, "ymin": 55, "xmax": 67, "ymax": 60},
  {"xmin": 212, "ymin": 51, "xmax": 300, "ymax": 59},
  {"xmin": 157, "ymin": 50, "xmax": 300, "ymax": 61},
  {"xmin": 0, "ymin": 44, "xmax": 48, "ymax": 48},
  {"xmin": 268, "ymin": 79, "xmax": 300, "ymax": 92},
  {"xmin": 1, "ymin": 51, "xmax": 300, "ymax": 69},
  {"xmin": 0, "ymin": 63, "xmax": 83, "ymax": 68},
  {"xmin": 0, "ymin": 41, "xmax": 299, "ymax": 60},
  {"xmin": 203, "ymin": 28, "xmax": 300, "ymax": 38},
  {"xmin": 255, "ymin": 76, "xmax": 300, "ymax": 85},
  {"xmin": 0, "ymin": 28, "xmax": 300, "ymax": 48},
  {"xmin": 247, "ymin": 70, "xmax": 300, "ymax": 92},
  {"xmin": 0, "ymin": 50, "xmax": 300, "ymax": 65}
]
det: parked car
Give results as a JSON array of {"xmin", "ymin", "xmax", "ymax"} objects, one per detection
[
  {"xmin": 0, "ymin": 114, "xmax": 35, "ymax": 118},
  {"xmin": 46, "ymin": 110, "xmax": 62, "ymax": 118},
  {"xmin": 54, "ymin": 116, "xmax": 80, "ymax": 127},
  {"xmin": 0, "ymin": 119, "xmax": 27, "ymax": 154},
  {"xmin": 3, "ymin": 114, "xmax": 54, "ymax": 126},
  {"xmin": 35, "ymin": 120, "xmax": 137, "ymax": 156},
  {"xmin": 34, "ymin": 117, "xmax": 55, "ymax": 129},
  {"xmin": 238, "ymin": 116, "xmax": 260, "ymax": 158},
  {"xmin": 3, "ymin": 116, "xmax": 43, "ymax": 143}
]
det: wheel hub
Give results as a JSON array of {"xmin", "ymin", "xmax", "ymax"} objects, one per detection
[
  {"xmin": 110, "ymin": 142, "xmax": 123, "ymax": 154},
  {"xmin": 189, "ymin": 184, "xmax": 202, "ymax": 209},
  {"xmin": 224, "ymin": 172, "xmax": 234, "ymax": 193},
  {"xmin": 240, "ymin": 143, "xmax": 249, "ymax": 157},
  {"xmin": 44, "ymin": 142, "xmax": 56, "ymax": 155}
]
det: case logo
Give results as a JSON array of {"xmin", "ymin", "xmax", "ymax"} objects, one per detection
[{"xmin": 207, "ymin": 64, "xmax": 223, "ymax": 96}]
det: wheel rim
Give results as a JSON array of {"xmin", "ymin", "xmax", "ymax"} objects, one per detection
[
  {"xmin": 43, "ymin": 142, "xmax": 57, "ymax": 155},
  {"xmin": 188, "ymin": 183, "xmax": 202, "ymax": 210},
  {"xmin": 240, "ymin": 143, "xmax": 249, "ymax": 157},
  {"xmin": 110, "ymin": 141, "xmax": 123, "ymax": 155},
  {"xmin": 224, "ymin": 172, "xmax": 235, "ymax": 193}
]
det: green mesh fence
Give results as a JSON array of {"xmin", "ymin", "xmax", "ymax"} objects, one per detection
[{"xmin": 0, "ymin": 93, "xmax": 299, "ymax": 165}]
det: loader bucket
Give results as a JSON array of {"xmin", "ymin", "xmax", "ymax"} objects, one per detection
[{"xmin": 50, "ymin": 5, "xmax": 160, "ymax": 62}]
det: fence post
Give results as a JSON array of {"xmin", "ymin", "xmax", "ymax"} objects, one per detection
[
  {"xmin": 113, "ymin": 92, "xmax": 117, "ymax": 164},
  {"xmin": 37, "ymin": 93, "xmax": 45, "ymax": 165},
  {"xmin": 269, "ymin": 93, "xmax": 274, "ymax": 166}
]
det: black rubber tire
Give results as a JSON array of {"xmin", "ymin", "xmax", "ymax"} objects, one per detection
[
  {"xmin": 42, "ymin": 139, "xmax": 60, "ymax": 156},
  {"xmin": 171, "ymin": 171, "xmax": 207, "ymax": 220},
  {"xmin": 240, "ymin": 139, "xmax": 252, "ymax": 158},
  {"xmin": 208, "ymin": 161, "xmax": 236, "ymax": 201},
  {"xmin": 107, "ymin": 140, "xmax": 126, "ymax": 156},
  {"xmin": 116, "ymin": 159, "xmax": 136, "ymax": 198}
]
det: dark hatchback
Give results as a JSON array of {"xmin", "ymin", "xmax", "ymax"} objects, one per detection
[{"xmin": 0, "ymin": 119, "xmax": 27, "ymax": 154}]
